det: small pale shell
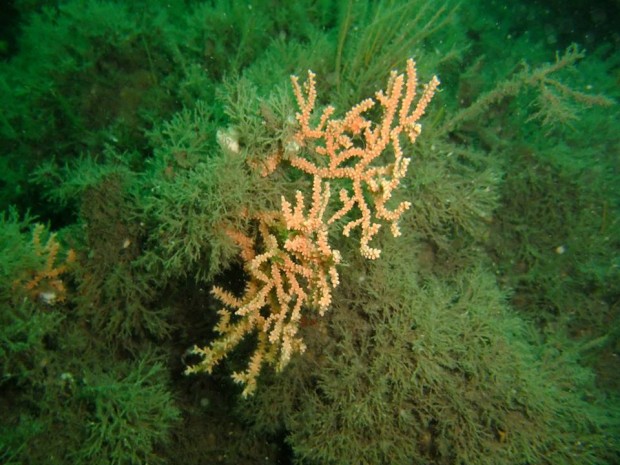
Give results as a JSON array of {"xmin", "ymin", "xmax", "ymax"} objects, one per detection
[{"xmin": 39, "ymin": 291, "xmax": 57, "ymax": 305}]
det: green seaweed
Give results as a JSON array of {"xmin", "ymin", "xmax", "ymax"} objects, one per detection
[{"xmin": 1, "ymin": 1, "xmax": 619, "ymax": 464}]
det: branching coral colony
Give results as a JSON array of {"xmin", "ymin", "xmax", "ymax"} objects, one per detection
[
  {"xmin": 13, "ymin": 224, "xmax": 76, "ymax": 305},
  {"xmin": 186, "ymin": 59, "xmax": 440, "ymax": 396}
]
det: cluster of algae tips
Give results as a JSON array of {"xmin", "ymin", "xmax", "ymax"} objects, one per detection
[{"xmin": 1, "ymin": 1, "xmax": 619, "ymax": 464}]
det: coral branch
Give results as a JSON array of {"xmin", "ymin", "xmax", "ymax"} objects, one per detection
[
  {"xmin": 13, "ymin": 224, "xmax": 75, "ymax": 305},
  {"xmin": 186, "ymin": 59, "xmax": 438, "ymax": 395},
  {"xmin": 289, "ymin": 58, "xmax": 439, "ymax": 258}
]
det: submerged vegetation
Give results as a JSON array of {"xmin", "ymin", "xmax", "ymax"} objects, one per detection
[{"xmin": 1, "ymin": 1, "xmax": 619, "ymax": 464}]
